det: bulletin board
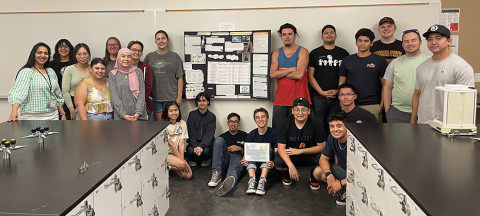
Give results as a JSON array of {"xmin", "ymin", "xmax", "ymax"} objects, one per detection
[{"xmin": 183, "ymin": 30, "xmax": 271, "ymax": 100}]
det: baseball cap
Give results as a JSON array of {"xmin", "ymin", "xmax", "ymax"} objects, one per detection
[
  {"xmin": 293, "ymin": 97, "xmax": 310, "ymax": 108},
  {"xmin": 379, "ymin": 17, "xmax": 395, "ymax": 26},
  {"xmin": 422, "ymin": 24, "xmax": 450, "ymax": 38}
]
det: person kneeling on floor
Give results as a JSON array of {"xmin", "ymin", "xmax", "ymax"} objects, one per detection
[{"xmin": 313, "ymin": 112, "xmax": 348, "ymax": 205}]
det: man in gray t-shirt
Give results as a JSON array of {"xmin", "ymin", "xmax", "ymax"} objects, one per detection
[{"xmin": 411, "ymin": 25, "xmax": 474, "ymax": 124}]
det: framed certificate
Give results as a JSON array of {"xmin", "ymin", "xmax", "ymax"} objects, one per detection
[{"xmin": 244, "ymin": 142, "xmax": 270, "ymax": 162}]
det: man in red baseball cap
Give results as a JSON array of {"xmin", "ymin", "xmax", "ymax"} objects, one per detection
[{"xmin": 371, "ymin": 16, "xmax": 405, "ymax": 64}]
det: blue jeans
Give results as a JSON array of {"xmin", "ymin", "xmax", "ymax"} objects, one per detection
[
  {"xmin": 153, "ymin": 101, "xmax": 168, "ymax": 113},
  {"xmin": 247, "ymin": 147, "xmax": 274, "ymax": 170},
  {"xmin": 212, "ymin": 137, "xmax": 244, "ymax": 180},
  {"xmin": 86, "ymin": 112, "xmax": 113, "ymax": 120},
  {"xmin": 312, "ymin": 95, "xmax": 340, "ymax": 133}
]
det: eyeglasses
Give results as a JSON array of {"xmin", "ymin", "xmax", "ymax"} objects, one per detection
[
  {"xmin": 107, "ymin": 44, "xmax": 119, "ymax": 48},
  {"xmin": 59, "ymin": 45, "xmax": 69, "ymax": 50},
  {"xmin": 130, "ymin": 48, "xmax": 142, "ymax": 53},
  {"xmin": 339, "ymin": 93, "xmax": 355, "ymax": 97},
  {"xmin": 228, "ymin": 120, "xmax": 239, "ymax": 124},
  {"xmin": 76, "ymin": 53, "xmax": 89, "ymax": 57},
  {"xmin": 293, "ymin": 108, "xmax": 309, "ymax": 113},
  {"xmin": 403, "ymin": 29, "xmax": 419, "ymax": 34}
]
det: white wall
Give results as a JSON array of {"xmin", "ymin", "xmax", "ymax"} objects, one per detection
[{"xmin": 0, "ymin": 0, "xmax": 441, "ymax": 135}]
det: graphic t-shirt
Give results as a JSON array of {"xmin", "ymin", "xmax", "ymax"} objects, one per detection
[
  {"xmin": 371, "ymin": 39, "xmax": 405, "ymax": 64},
  {"xmin": 308, "ymin": 46, "xmax": 349, "ymax": 97},
  {"xmin": 144, "ymin": 51, "xmax": 184, "ymax": 101}
]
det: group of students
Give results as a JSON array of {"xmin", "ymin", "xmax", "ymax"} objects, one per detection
[{"xmin": 8, "ymin": 30, "xmax": 182, "ymax": 122}]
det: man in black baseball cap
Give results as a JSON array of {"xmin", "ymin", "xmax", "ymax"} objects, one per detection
[
  {"xmin": 371, "ymin": 16, "xmax": 405, "ymax": 64},
  {"xmin": 275, "ymin": 97, "xmax": 326, "ymax": 190},
  {"xmin": 411, "ymin": 24, "xmax": 474, "ymax": 124},
  {"xmin": 422, "ymin": 24, "xmax": 450, "ymax": 38}
]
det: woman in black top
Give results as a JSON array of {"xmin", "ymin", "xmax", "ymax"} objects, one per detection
[{"xmin": 50, "ymin": 39, "xmax": 74, "ymax": 89}]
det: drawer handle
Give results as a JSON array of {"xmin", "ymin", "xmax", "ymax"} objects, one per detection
[
  {"xmin": 148, "ymin": 173, "xmax": 159, "ymax": 188},
  {"xmin": 348, "ymin": 135, "xmax": 356, "ymax": 152},
  {"xmin": 371, "ymin": 164, "xmax": 385, "ymax": 189},
  {"xmin": 148, "ymin": 204, "xmax": 159, "ymax": 216},
  {"xmin": 72, "ymin": 200, "xmax": 95, "ymax": 216},
  {"xmin": 128, "ymin": 155, "xmax": 142, "ymax": 171},
  {"xmin": 161, "ymin": 158, "xmax": 171, "ymax": 172},
  {"xmin": 357, "ymin": 146, "xmax": 366, "ymax": 153},
  {"xmin": 370, "ymin": 202, "xmax": 384, "ymax": 216},
  {"xmin": 130, "ymin": 192, "xmax": 143, "ymax": 207},
  {"xmin": 362, "ymin": 155, "xmax": 368, "ymax": 168},
  {"xmin": 162, "ymin": 186, "xmax": 171, "ymax": 199},
  {"xmin": 390, "ymin": 186, "xmax": 411, "ymax": 215},
  {"xmin": 146, "ymin": 142, "xmax": 157, "ymax": 155},
  {"xmin": 347, "ymin": 171, "xmax": 354, "ymax": 183},
  {"xmin": 104, "ymin": 174, "xmax": 122, "ymax": 192}
]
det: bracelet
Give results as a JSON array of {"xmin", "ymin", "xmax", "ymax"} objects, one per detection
[{"xmin": 59, "ymin": 112, "xmax": 65, "ymax": 116}]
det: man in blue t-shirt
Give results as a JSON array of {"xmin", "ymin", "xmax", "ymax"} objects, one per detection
[
  {"xmin": 339, "ymin": 28, "xmax": 388, "ymax": 123},
  {"xmin": 313, "ymin": 112, "xmax": 348, "ymax": 206}
]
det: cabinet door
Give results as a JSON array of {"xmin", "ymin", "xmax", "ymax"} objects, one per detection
[
  {"xmin": 368, "ymin": 156, "xmax": 387, "ymax": 208},
  {"xmin": 65, "ymin": 194, "xmax": 94, "ymax": 216},
  {"xmin": 355, "ymin": 143, "xmax": 370, "ymax": 186},
  {"xmin": 121, "ymin": 152, "xmax": 144, "ymax": 215},
  {"xmin": 346, "ymin": 190, "xmax": 363, "ymax": 216},
  {"xmin": 141, "ymin": 142, "xmax": 163, "ymax": 216},
  {"xmin": 369, "ymin": 194, "xmax": 386, "ymax": 216},
  {"xmin": 346, "ymin": 163, "xmax": 357, "ymax": 198},
  {"xmin": 94, "ymin": 170, "xmax": 123, "ymax": 216},
  {"xmin": 353, "ymin": 177, "xmax": 370, "ymax": 216},
  {"xmin": 347, "ymin": 131, "xmax": 358, "ymax": 166}
]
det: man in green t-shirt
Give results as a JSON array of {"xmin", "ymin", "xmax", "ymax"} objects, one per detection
[{"xmin": 382, "ymin": 29, "xmax": 428, "ymax": 123}]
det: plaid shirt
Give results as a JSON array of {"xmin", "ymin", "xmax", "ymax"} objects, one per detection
[{"xmin": 8, "ymin": 68, "xmax": 64, "ymax": 115}]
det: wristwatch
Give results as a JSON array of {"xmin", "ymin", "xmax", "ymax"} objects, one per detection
[{"xmin": 324, "ymin": 171, "xmax": 332, "ymax": 178}]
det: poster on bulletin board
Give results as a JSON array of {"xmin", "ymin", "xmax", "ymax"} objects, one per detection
[{"xmin": 184, "ymin": 30, "xmax": 271, "ymax": 100}]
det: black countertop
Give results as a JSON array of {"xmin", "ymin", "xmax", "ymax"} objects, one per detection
[
  {"xmin": 346, "ymin": 123, "xmax": 480, "ymax": 216},
  {"xmin": 0, "ymin": 120, "xmax": 168, "ymax": 216}
]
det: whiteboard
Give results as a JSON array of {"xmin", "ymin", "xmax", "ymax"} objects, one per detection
[
  {"xmin": 0, "ymin": 3, "xmax": 440, "ymax": 97},
  {"xmin": 0, "ymin": 11, "xmax": 155, "ymax": 97}
]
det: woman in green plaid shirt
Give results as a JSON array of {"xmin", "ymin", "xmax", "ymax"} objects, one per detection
[{"xmin": 8, "ymin": 43, "xmax": 66, "ymax": 121}]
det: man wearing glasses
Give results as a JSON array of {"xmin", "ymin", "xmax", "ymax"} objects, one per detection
[
  {"xmin": 382, "ymin": 29, "xmax": 428, "ymax": 123},
  {"xmin": 208, "ymin": 113, "xmax": 248, "ymax": 197},
  {"xmin": 338, "ymin": 83, "xmax": 376, "ymax": 123},
  {"xmin": 371, "ymin": 17, "xmax": 405, "ymax": 64},
  {"xmin": 275, "ymin": 97, "xmax": 326, "ymax": 190},
  {"xmin": 411, "ymin": 25, "xmax": 474, "ymax": 124}
]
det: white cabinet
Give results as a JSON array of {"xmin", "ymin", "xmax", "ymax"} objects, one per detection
[
  {"xmin": 347, "ymin": 129, "xmax": 426, "ymax": 216},
  {"xmin": 67, "ymin": 129, "xmax": 169, "ymax": 216}
]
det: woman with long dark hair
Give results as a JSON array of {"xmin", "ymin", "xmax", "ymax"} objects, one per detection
[
  {"xmin": 103, "ymin": 37, "xmax": 121, "ymax": 74},
  {"xmin": 50, "ymin": 39, "xmax": 74, "ymax": 88},
  {"xmin": 8, "ymin": 42, "xmax": 66, "ymax": 121}
]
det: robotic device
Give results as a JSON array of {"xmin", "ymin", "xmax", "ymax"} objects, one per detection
[
  {"xmin": 0, "ymin": 139, "xmax": 26, "ymax": 159},
  {"xmin": 429, "ymin": 84, "xmax": 477, "ymax": 136}
]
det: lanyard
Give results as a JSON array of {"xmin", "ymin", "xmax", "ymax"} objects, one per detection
[{"xmin": 34, "ymin": 66, "xmax": 52, "ymax": 93}]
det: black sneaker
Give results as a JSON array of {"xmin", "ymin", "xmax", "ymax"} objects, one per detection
[
  {"xmin": 309, "ymin": 177, "xmax": 320, "ymax": 190},
  {"xmin": 336, "ymin": 191, "xmax": 346, "ymax": 206},
  {"xmin": 216, "ymin": 176, "xmax": 236, "ymax": 197}
]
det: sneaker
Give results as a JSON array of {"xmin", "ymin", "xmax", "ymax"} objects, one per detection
[
  {"xmin": 336, "ymin": 191, "xmax": 346, "ymax": 206},
  {"xmin": 188, "ymin": 160, "xmax": 197, "ymax": 167},
  {"xmin": 208, "ymin": 170, "xmax": 222, "ymax": 187},
  {"xmin": 282, "ymin": 177, "xmax": 292, "ymax": 186},
  {"xmin": 246, "ymin": 177, "xmax": 257, "ymax": 194},
  {"xmin": 309, "ymin": 177, "xmax": 320, "ymax": 191},
  {"xmin": 216, "ymin": 176, "xmax": 236, "ymax": 197},
  {"xmin": 201, "ymin": 159, "xmax": 211, "ymax": 167},
  {"xmin": 256, "ymin": 178, "xmax": 267, "ymax": 195}
]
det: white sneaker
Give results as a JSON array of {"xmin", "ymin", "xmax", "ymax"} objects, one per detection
[
  {"xmin": 208, "ymin": 170, "xmax": 222, "ymax": 187},
  {"xmin": 246, "ymin": 177, "xmax": 257, "ymax": 194},
  {"xmin": 256, "ymin": 177, "xmax": 267, "ymax": 195},
  {"xmin": 201, "ymin": 159, "xmax": 211, "ymax": 167}
]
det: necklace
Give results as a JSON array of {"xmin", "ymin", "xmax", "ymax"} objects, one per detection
[{"xmin": 338, "ymin": 141, "xmax": 346, "ymax": 150}]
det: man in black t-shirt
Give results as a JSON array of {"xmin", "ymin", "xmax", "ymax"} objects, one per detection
[
  {"xmin": 371, "ymin": 17, "xmax": 405, "ymax": 64},
  {"xmin": 337, "ymin": 83, "xmax": 377, "ymax": 123},
  {"xmin": 313, "ymin": 112, "xmax": 349, "ymax": 205},
  {"xmin": 274, "ymin": 97, "xmax": 326, "ymax": 190},
  {"xmin": 209, "ymin": 113, "xmax": 248, "ymax": 197},
  {"xmin": 339, "ymin": 28, "xmax": 387, "ymax": 123},
  {"xmin": 308, "ymin": 24, "xmax": 349, "ymax": 134}
]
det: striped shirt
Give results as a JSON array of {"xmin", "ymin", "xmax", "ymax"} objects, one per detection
[{"xmin": 8, "ymin": 68, "xmax": 64, "ymax": 115}]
